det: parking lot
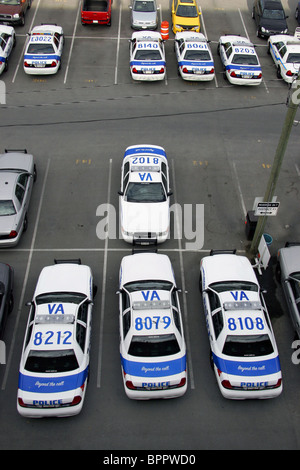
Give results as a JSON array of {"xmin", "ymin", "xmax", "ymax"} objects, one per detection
[{"xmin": 0, "ymin": 0, "xmax": 300, "ymax": 452}]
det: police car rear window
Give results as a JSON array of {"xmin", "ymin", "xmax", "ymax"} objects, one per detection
[
  {"xmin": 184, "ymin": 50, "xmax": 211, "ymax": 60},
  {"xmin": 287, "ymin": 53, "xmax": 300, "ymax": 63},
  {"xmin": 128, "ymin": 334, "xmax": 180, "ymax": 357},
  {"xmin": 134, "ymin": 50, "xmax": 162, "ymax": 61},
  {"xmin": 27, "ymin": 43, "xmax": 56, "ymax": 54},
  {"xmin": 232, "ymin": 54, "xmax": 259, "ymax": 65},
  {"xmin": 124, "ymin": 280, "xmax": 173, "ymax": 292},
  {"xmin": 222, "ymin": 334, "xmax": 274, "ymax": 357},
  {"xmin": 209, "ymin": 281, "xmax": 258, "ymax": 293},
  {"xmin": 0, "ymin": 200, "xmax": 16, "ymax": 216},
  {"xmin": 25, "ymin": 349, "xmax": 79, "ymax": 373},
  {"xmin": 36, "ymin": 292, "xmax": 86, "ymax": 305}
]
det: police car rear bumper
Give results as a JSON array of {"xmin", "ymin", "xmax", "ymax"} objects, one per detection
[{"xmin": 215, "ymin": 372, "xmax": 283, "ymax": 400}]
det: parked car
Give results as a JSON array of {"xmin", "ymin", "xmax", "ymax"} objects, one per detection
[
  {"xmin": 130, "ymin": 0, "xmax": 158, "ymax": 30},
  {"xmin": 81, "ymin": 0, "xmax": 112, "ymax": 26},
  {"xmin": 252, "ymin": 0, "xmax": 288, "ymax": 38},
  {"xmin": 277, "ymin": 243, "xmax": 300, "ymax": 338},
  {"xmin": 0, "ymin": 149, "xmax": 36, "ymax": 247},
  {"xmin": 0, "ymin": 0, "xmax": 32, "ymax": 26},
  {"xmin": 0, "ymin": 25, "xmax": 15, "ymax": 74}
]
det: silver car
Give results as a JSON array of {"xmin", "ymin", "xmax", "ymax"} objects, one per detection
[
  {"xmin": 277, "ymin": 243, "xmax": 300, "ymax": 338},
  {"xmin": 0, "ymin": 149, "xmax": 36, "ymax": 246},
  {"xmin": 130, "ymin": 0, "xmax": 158, "ymax": 30}
]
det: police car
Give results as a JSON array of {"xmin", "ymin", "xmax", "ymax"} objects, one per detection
[
  {"xmin": 174, "ymin": 32, "xmax": 214, "ymax": 81},
  {"xmin": 118, "ymin": 252, "xmax": 187, "ymax": 399},
  {"xmin": 268, "ymin": 34, "xmax": 300, "ymax": 83},
  {"xmin": 129, "ymin": 31, "xmax": 166, "ymax": 81},
  {"xmin": 23, "ymin": 24, "xmax": 64, "ymax": 75},
  {"xmin": 17, "ymin": 259, "xmax": 95, "ymax": 417},
  {"xmin": 218, "ymin": 35, "xmax": 262, "ymax": 85},
  {"xmin": 0, "ymin": 25, "xmax": 15, "ymax": 75},
  {"xmin": 200, "ymin": 250, "xmax": 282, "ymax": 399},
  {"xmin": 119, "ymin": 144, "xmax": 171, "ymax": 245}
]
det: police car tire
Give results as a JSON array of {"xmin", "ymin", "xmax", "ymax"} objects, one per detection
[
  {"xmin": 23, "ymin": 214, "xmax": 28, "ymax": 232},
  {"xmin": 8, "ymin": 292, "xmax": 13, "ymax": 314},
  {"xmin": 277, "ymin": 66, "xmax": 282, "ymax": 79},
  {"xmin": 209, "ymin": 350, "xmax": 214, "ymax": 370}
]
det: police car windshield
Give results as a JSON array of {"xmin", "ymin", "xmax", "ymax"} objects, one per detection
[
  {"xmin": 35, "ymin": 292, "xmax": 86, "ymax": 305},
  {"xmin": 222, "ymin": 334, "xmax": 274, "ymax": 357},
  {"xmin": 209, "ymin": 281, "xmax": 258, "ymax": 293},
  {"xmin": 232, "ymin": 54, "xmax": 259, "ymax": 65},
  {"xmin": 134, "ymin": 49, "xmax": 162, "ymax": 61},
  {"xmin": 25, "ymin": 349, "xmax": 79, "ymax": 373},
  {"xmin": 287, "ymin": 53, "xmax": 300, "ymax": 63},
  {"xmin": 0, "ymin": 200, "xmax": 16, "ymax": 216},
  {"xmin": 28, "ymin": 42, "xmax": 55, "ymax": 54},
  {"xmin": 176, "ymin": 5, "xmax": 197, "ymax": 17},
  {"xmin": 184, "ymin": 50, "xmax": 211, "ymax": 60},
  {"xmin": 128, "ymin": 334, "xmax": 180, "ymax": 357},
  {"xmin": 124, "ymin": 280, "xmax": 173, "ymax": 292},
  {"xmin": 125, "ymin": 182, "xmax": 166, "ymax": 202}
]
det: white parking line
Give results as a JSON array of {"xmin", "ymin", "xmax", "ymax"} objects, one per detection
[
  {"xmin": 200, "ymin": 6, "xmax": 218, "ymax": 88},
  {"xmin": 171, "ymin": 159, "xmax": 195, "ymax": 390},
  {"xmin": 114, "ymin": 3, "xmax": 122, "ymax": 85},
  {"xmin": 1, "ymin": 158, "xmax": 51, "ymax": 391},
  {"xmin": 64, "ymin": 0, "xmax": 81, "ymax": 84},
  {"xmin": 97, "ymin": 158, "xmax": 112, "ymax": 388},
  {"xmin": 12, "ymin": 0, "xmax": 42, "ymax": 83}
]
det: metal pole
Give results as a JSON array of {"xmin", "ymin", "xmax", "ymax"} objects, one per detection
[{"xmin": 250, "ymin": 74, "xmax": 300, "ymax": 255}]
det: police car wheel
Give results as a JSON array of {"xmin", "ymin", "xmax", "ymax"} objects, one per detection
[
  {"xmin": 277, "ymin": 66, "xmax": 282, "ymax": 79},
  {"xmin": 209, "ymin": 350, "xmax": 214, "ymax": 370}
]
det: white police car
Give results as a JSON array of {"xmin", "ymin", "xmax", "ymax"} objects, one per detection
[
  {"xmin": 0, "ymin": 25, "xmax": 16, "ymax": 75},
  {"xmin": 17, "ymin": 259, "xmax": 95, "ymax": 417},
  {"xmin": 218, "ymin": 35, "xmax": 262, "ymax": 85},
  {"xmin": 129, "ymin": 31, "xmax": 166, "ymax": 81},
  {"xmin": 119, "ymin": 144, "xmax": 171, "ymax": 245},
  {"xmin": 174, "ymin": 32, "xmax": 214, "ymax": 81},
  {"xmin": 268, "ymin": 34, "xmax": 300, "ymax": 83},
  {"xmin": 200, "ymin": 250, "xmax": 282, "ymax": 399},
  {"xmin": 118, "ymin": 252, "xmax": 187, "ymax": 399},
  {"xmin": 23, "ymin": 24, "xmax": 64, "ymax": 75}
]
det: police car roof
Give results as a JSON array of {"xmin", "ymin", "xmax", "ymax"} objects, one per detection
[
  {"xmin": 121, "ymin": 253, "xmax": 175, "ymax": 285},
  {"xmin": 34, "ymin": 263, "xmax": 91, "ymax": 298},
  {"xmin": 31, "ymin": 24, "xmax": 62, "ymax": 35},
  {"xmin": 202, "ymin": 254, "xmax": 258, "ymax": 286},
  {"xmin": 176, "ymin": 31, "xmax": 206, "ymax": 41}
]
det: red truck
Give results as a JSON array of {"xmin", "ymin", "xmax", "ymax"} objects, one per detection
[{"xmin": 81, "ymin": 0, "xmax": 112, "ymax": 26}]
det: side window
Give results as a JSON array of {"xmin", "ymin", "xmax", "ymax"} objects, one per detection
[
  {"xmin": 78, "ymin": 302, "xmax": 88, "ymax": 323},
  {"xmin": 76, "ymin": 322, "xmax": 87, "ymax": 352},
  {"xmin": 225, "ymin": 44, "xmax": 232, "ymax": 59},
  {"xmin": 171, "ymin": 291, "xmax": 182, "ymax": 334},
  {"xmin": 212, "ymin": 310, "xmax": 224, "ymax": 339},
  {"xmin": 25, "ymin": 305, "xmax": 36, "ymax": 348},
  {"xmin": 161, "ymin": 162, "xmax": 168, "ymax": 193},
  {"xmin": 207, "ymin": 290, "xmax": 221, "ymax": 312},
  {"xmin": 122, "ymin": 291, "xmax": 131, "ymax": 338},
  {"xmin": 18, "ymin": 173, "xmax": 29, "ymax": 188},
  {"xmin": 122, "ymin": 162, "xmax": 130, "ymax": 192},
  {"xmin": 15, "ymin": 184, "xmax": 25, "ymax": 205},
  {"xmin": 279, "ymin": 45, "xmax": 287, "ymax": 58}
]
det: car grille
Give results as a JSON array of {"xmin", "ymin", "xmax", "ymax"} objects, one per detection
[{"xmin": 0, "ymin": 14, "xmax": 12, "ymax": 20}]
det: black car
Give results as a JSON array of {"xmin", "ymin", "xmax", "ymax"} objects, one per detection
[
  {"xmin": 252, "ymin": 0, "xmax": 288, "ymax": 38},
  {"xmin": 0, "ymin": 262, "xmax": 13, "ymax": 338}
]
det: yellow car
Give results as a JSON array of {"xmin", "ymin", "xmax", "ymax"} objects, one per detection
[{"xmin": 171, "ymin": 0, "xmax": 201, "ymax": 34}]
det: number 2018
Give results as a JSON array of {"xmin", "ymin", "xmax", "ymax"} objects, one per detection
[{"xmin": 33, "ymin": 330, "xmax": 72, "ymax": 346}]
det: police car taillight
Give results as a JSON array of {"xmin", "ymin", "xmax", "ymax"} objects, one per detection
[
  {"xmin": 126, "ymin": 380, "xmax": 136, "ymax": 390},
  {"xmin": 221, "ymin": 379, "xmax": 233, "ymax": 390},
  {"xmin": 286, "ymin": 70, "xmax": 293, "ymax": 77},
  {"xmin": 50, "ymin": 61, "xmax": 57, "ymax": 67},
  {"xmin": 71, "ymin": 396, "xmax": 82, "ymax": 406},
  {"xmin": 9, "ymin": 230, "xmax": 17, "ymax": 239},
  {"xmin": 230, "ymin": 70, "xmax": 237, "ymax": 77},
  {"xmin": 18, "ymin": 397, "xmax": 26, "ymax": 407}
]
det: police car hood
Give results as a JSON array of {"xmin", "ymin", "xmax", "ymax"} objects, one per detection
[
  {"xmin": 121, "ymin": 200, "xmax": 169, "ymax": 234},
  {"xmin": 133, "ymin": 10, "xmax": 157, "ymax": 22}
]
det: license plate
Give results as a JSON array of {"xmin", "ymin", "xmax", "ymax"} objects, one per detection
[
  {"xmin": 241, "ymin": 73, "xmax": 253, "ymax": 78},
  {"xmin": 34, "ymin": 62, "xmax": 46, "ymax": 67},
  {"xmin": 193, "ymin": 69, "xmax": 204, "ymax": 74},
  {"xmin": 143, "ymin": 69, "xmax": 153, "ymax": 74}
]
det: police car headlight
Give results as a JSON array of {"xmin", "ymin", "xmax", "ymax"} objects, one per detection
[
  {"xmin": 13, "ymin": 13, "xmax": 20, "ymax": 18},
  {"xmin": 261, "ymin": 26, "xmax": 267, "ymax": 33}
]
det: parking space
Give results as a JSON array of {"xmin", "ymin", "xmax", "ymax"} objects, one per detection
[{"xmin": 0, "ymin": 0, "xmax": 300, "ymax": 451}]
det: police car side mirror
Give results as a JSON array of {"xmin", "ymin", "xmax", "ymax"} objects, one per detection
[
  {"xmin": 167, "ymin": 190, "xmax": 173, "ymax": 196},
  {"xmin": 118, "ymin": 190, "xmax": 123, "ymax": 195},
  {"xmin": 25, "ymin": 301, "xmax": 33, "ymax": 306}
]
